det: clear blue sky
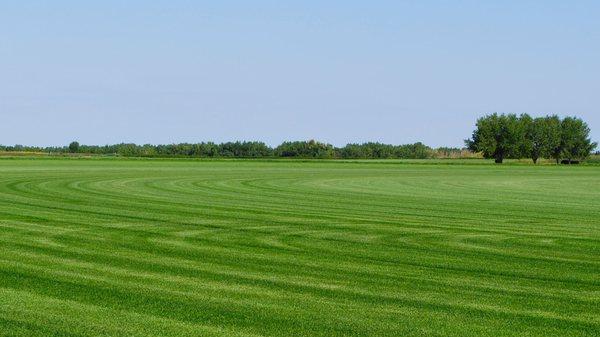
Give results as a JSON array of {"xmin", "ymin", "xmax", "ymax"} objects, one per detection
[{"xmin": 1, "ymin": 1, "xmax": 599, "ymax": 147}]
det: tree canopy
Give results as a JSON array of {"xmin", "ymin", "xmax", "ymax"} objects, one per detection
[
  {"xmin": 466, "ymin": 114, "xmax": 596, "ymax": 163},
  {"xmin": 465, "ymin": 113, "xmax": 525, "ymax": 163},
  {"xmin": 0, "ymin": 140, "xmax": 441, "ymax": 159},
  {"xmin": 1, "ymin": 115, "xmax": 595, "ymax": 163},
  {"xmin": 68, "ymin": 141, "xmax": 80, "ymax": 153},
  {"xmin": 560, "ymin": 117, "xmax": 597, "ymax": 163}
]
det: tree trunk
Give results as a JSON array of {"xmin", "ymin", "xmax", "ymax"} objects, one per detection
[
  {"xmin": 533, "ymin": 157, "xmax": 538, "ymax": 164},
  {"xmin": 495, "ymin": 157, "xmax": 503, "ymax": 164}
]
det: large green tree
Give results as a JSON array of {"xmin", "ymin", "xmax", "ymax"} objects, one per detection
[
  {"xmin": 524, "ymin": 115, "xmax": 561, "ymax": 164},
  {"xmin": 560, "ymin": 117, "xmax": 597, "ymax": 163},
  {"xmin": 466, "ymin": 113, "xmax": 525, "ymax": 163}
]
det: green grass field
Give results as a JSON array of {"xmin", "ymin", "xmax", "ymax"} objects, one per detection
[{"xmin": 0, "ymin": 159, "xmax": 598, "ymax": 337}]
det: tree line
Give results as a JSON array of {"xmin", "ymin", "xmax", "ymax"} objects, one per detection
[
  {"xmin": 466, "ymin": 114, "xmax": 596, "ymax": 163},
  {"xmin": 2, "ymin": 115, "xmax": 595, "ymax": 162},
  {"xmin": 0, "ymin": 140, "xmax": 437, "ymax": 159}
]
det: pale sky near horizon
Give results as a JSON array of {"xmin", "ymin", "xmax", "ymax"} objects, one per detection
[{"xmin": 1, "ymin": 1, "xmax": 599, "ymax": 148}]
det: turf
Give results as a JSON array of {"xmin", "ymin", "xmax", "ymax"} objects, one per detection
[{"xmin": 0, "ymin": 158, "xmax": 598, "ymax": 337}]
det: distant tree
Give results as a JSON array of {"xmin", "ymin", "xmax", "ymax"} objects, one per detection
[
  {"xmin": 275, "ymin": 140, "xmax": 334, "ymax": 158},
  {"xmin": 543, "ymin": 115, "xmax": 563, "ymax": 164},
  {"xmin": 200, "ymin": 142, "xmax": 219, "ymax": 157},
  {"xmin": 140, "ymin": 144, "xmax": 158, "ymax": 157},
  {"xmin": 401, "ymin": 142, "xmax": 431, "ymax": 159},
  {"xmin": 337, "ymin": 143, "xmax": 367, "ymax": 158},
  {"xmin": 519, "ymin": 114, "xmax": 534, "ymax": 160},
  {"xmin": 68, "ymin": 141, "xmax": 80, "ymax": 153},
  {"xmin": 465, "ymin": 113, "xmax": 525, "ymax": 163},
  {"xmin": 116, "ymin": 143, "xmax": 141, "ymax": 157},
  {"xmin": 524, "ymin": 116, "xmax": 561, "ymax": 164},
  {"xmin": 560, "ymin": 117, "xmax": 597, "ymax": 163},
  {"xmin": 335, "ymin": 142, "xmax": 432, "ymax": 159}
]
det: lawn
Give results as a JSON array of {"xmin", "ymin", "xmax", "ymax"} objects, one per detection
[{"xmin": 0, "ymin": 159, "xmax": 598, "ymax": 337}]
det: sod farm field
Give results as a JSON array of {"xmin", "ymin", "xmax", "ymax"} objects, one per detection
[{"xmin": 0, "ymin": 158, "xmax": 598, "ymax": 337}]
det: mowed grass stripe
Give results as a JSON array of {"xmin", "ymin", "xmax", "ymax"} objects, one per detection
[{"xmin": 0, "ymin": 159, "xmax": 598, "ymax": 336}]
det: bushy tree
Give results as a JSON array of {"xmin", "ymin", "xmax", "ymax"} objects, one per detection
[
  {"xmin": 560, "ymin": 117, "xmax": 597, "ymax": 163},
  {"xmin": 519, "ymin": 114, "xmax": 534, "ymax": 160},
  {"xmin": 524, "ymin": 116, "xmax": 561, "ymax": 164},
  {"xmin": 542, "ymin": 115, "xmax": 563, "ymax": 164},
  {"xmin": 275, "ymin": 140, "xmax": 334, "ymax": 158},
  {"xmin": 465, "ymin": 113, "xmax": 525, "ymax": 163},
  {"xmin": 335, "ymin": 142, "xmax": 432, "ymax": 159},
  {"xmin": 68, "ymin": 141, "xmax": 80, "ymax": 153},
  {"xmin": 116, "ymin": 143, "xmax": 142, "ymax": 157},
  {"xmin": 468, "ymin": 114, "xmax": 596, "ymax": 164},
  {"xmin": 337, "ymin": 143, "xmax": 369, "ymax": 158}
]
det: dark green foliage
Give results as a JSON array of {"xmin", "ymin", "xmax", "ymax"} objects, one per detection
[
  {"xmin": 467, "ymin": 113, "xmax": 596, "ymax": 163},
  {"xmin": 335, "ymin": 142, "xmax": 432, "ymax": 159},
  {"xmin": 543, "ymin": 116, "xmax": 563, "ymax": 164},
  {"xmin": 524, "ymin": 115, "xmax": 561, "ymax": 164},
  {"xmin": 68, "ymin": 141, "xmax": 80, "ymax": 153},
  {"xmin": 398, "ymin": 142, "xmax": 431, "ymax": 159},
  {"xmin": 219, "ymin": 141, "xmax": 273, "ymax": 157},
  {"xmin": 560, "ymin": 117, "xmax": 597, "ymax": 163},
  {"xmin": 466, "ymin": 113, "xmax": 525, "ymax": 163},
  {"xmin": 0, "ymin": 142, "xmax": 273, "ymax": 158},
  {"xmin": 1, "ymin": 118, "xmax": 594, "ymax": 162},
  {"xmin": 275, "ymin": 140, "xmax": 334, "ymax": 158}
]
